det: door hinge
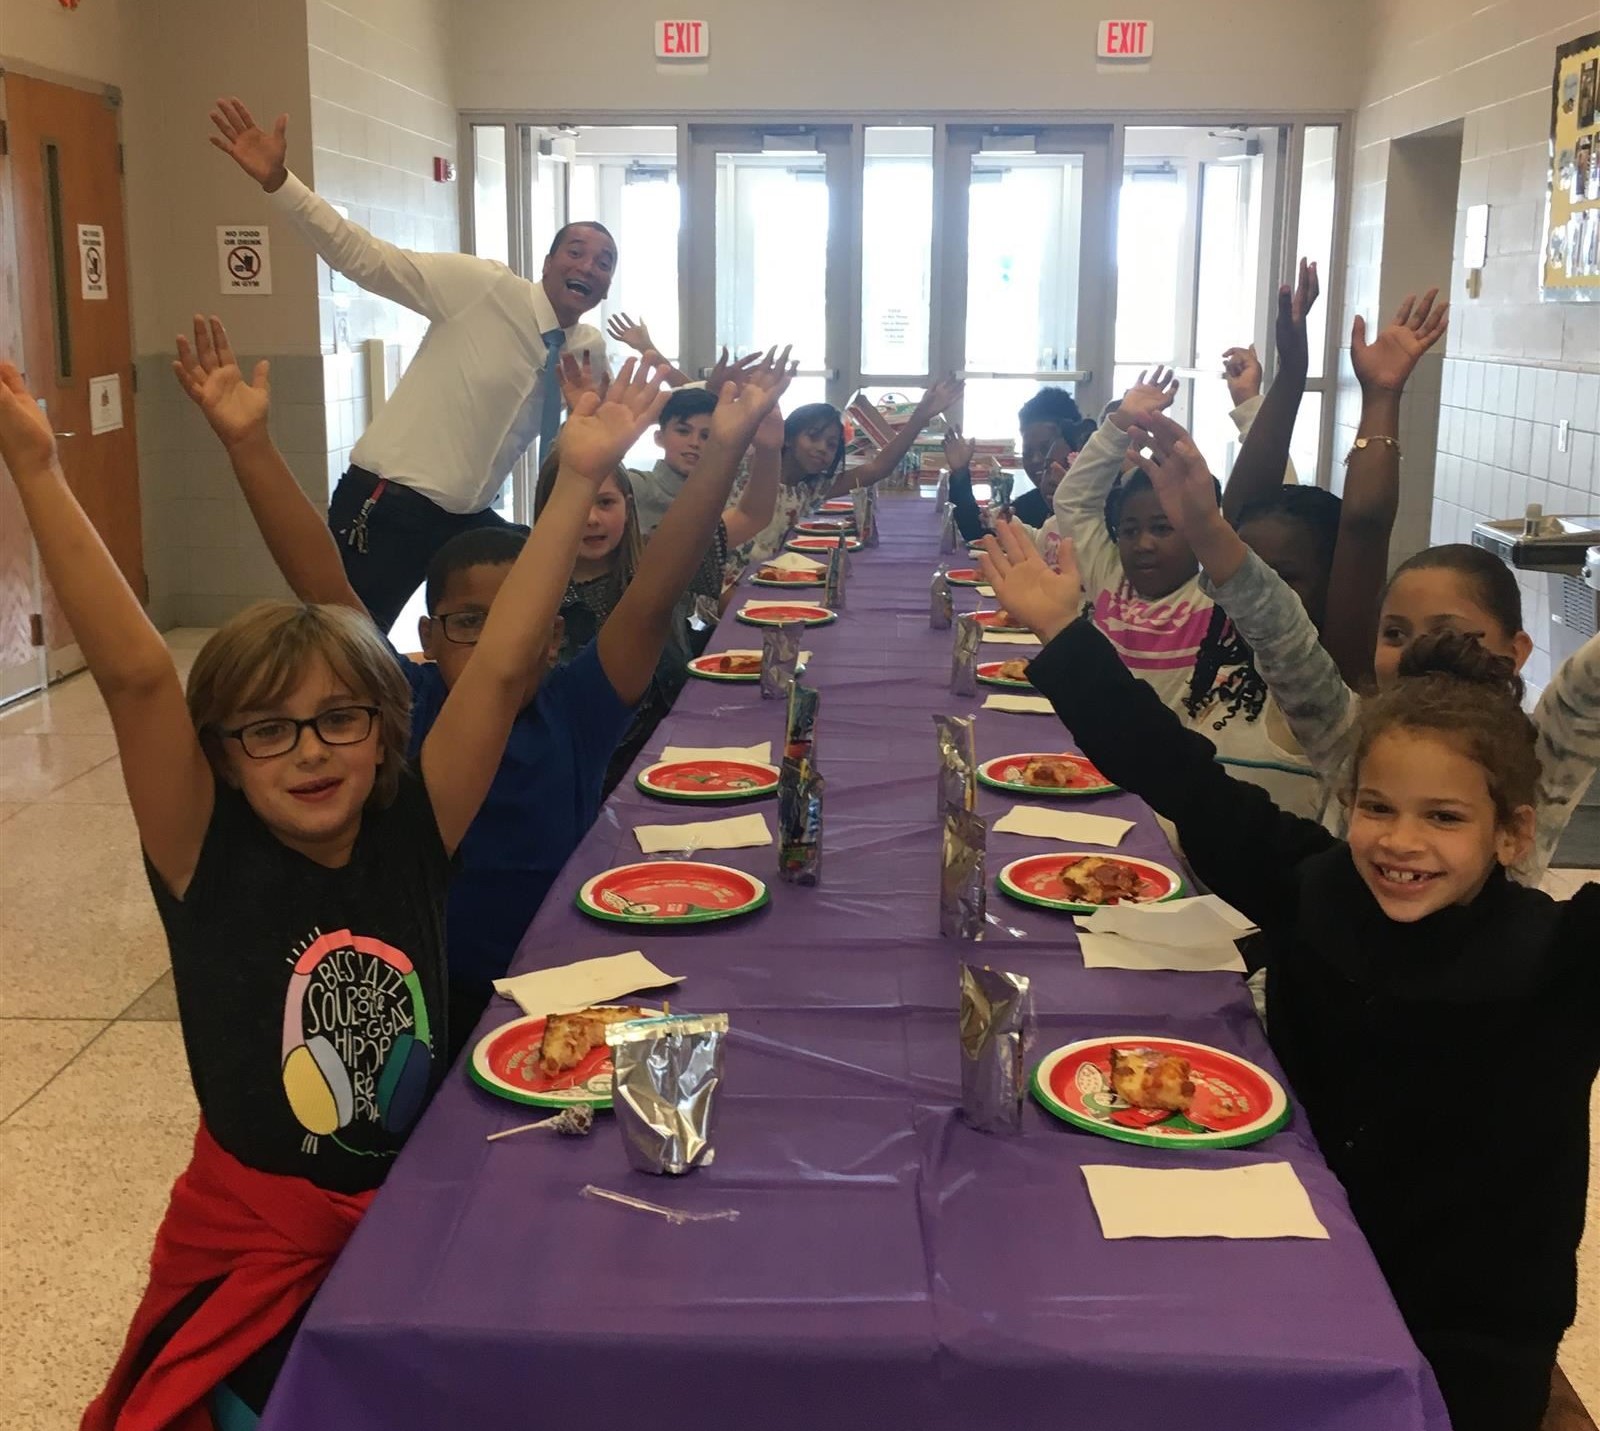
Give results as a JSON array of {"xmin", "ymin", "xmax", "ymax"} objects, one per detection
[
  {"xmin": 28, "ymin": 613, "xmax": 44, "ymax": 647},
  {"xmin": 117, "ymin": 143, "xmax": 125, "ymax": 174},
  {"xmin": 130, "ymin": 364, "xmax": 138, "ymax": 394},
  {"xmin": 0, "ymin": 120, "xmax": 9, "ymax": 158}
]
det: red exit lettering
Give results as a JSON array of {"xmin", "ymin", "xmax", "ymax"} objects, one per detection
[
  {"xmin": 1099, "ymin": 19, "xmax": 1153, "ymax": 58},
  {"xmin": 658, "ymin": 19, "xmax": 707, "ymax": 57}
]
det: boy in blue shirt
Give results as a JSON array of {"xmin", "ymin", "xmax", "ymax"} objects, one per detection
[{"xmin": 177, "ymin": 314, "xmax": 793, "ymax": 1054}]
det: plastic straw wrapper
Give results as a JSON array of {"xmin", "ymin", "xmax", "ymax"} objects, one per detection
[
  {"xmin": 580, "ymin": 1185, "xmax": 740, "ymax": 1225},
  {"xmin": 959, "ymin": 963, "xmax": 1032, "ymax": 1133}
]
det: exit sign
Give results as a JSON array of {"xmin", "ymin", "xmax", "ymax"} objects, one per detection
[
  {"xmin": 656, "ymin": 19, "xmax": 709, "ymax": 59},
  {"xmin": 1098, "ymin": 19, "xmax": 1154, "ymax": 58}
]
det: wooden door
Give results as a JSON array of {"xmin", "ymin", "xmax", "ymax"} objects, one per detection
[{"xmin": 0, "ymin": 70, "xmax": 144, "ymax": 685}]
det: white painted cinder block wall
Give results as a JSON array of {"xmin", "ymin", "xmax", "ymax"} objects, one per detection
[{"xmin": 1338, "ymin": 0, "xmax": 1600, "ymax": 695}]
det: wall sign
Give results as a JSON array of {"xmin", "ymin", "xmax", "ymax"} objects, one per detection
[
  {"xmin": 655, "ymin": 19, "xmax": 709, "ymax": 60},
  {"xmin": 217, "ymin": 224, "xmax": 273, "ymax": 294},
  {"xmin": 1097, "ymin": 19, "xmax": 1154, "ymax": 59},
  {"xmin": 1542, "ymin": 29, "xmax": 1600, "ymax": 300},
  {"xmin": 89, "ymin": 374, "xmax": 123, "ymax": 435},
  {"xmin": 78, "ymin": 224, "xmax": 107, "ymax": 300}
]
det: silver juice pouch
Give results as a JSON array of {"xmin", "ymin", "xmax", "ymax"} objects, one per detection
[
  {"xmin": 607, "ymin": 1014, "xmax": 730, "ymax": 1175},
  {"xmin": 934, "ymin": 469, "xmax": 950, "ymax": 507},
  {"xmin": 824, "ymin": 540, "xmax": 846, "ymax": 611},
  {"xmin": 784, "ymin": 679, "xmax": 820, "ymax": 769},
  {"xmin": 992, "ymin": 470, "xmax": 1015, "ymax": 515},
  {"xmin": 853, "ymin": 487, "xmax": 879, "ymax": 548},
  {"xmin": 933, "ymin": 713, "xmax": 977, "ymax": 817},
  {"xmin": 930, "ymin": 569, "xmax": 954, "ymax": 630},
  {"xmin": 939, "ymin": 503, "xmax": 961, "ymax": 554},
  {"xmin": 761, "ymin": 621, "xmax": 802, "ymax": 700},
  {"xmin": 778, "ymin": 762, "xmax": 824, "ymax": 886},
  {"xmin": 958, "ymin": 964, "xmax": 1032, "ymax": 1133},
  {"xmin": 940, "ymin": 807, "xmax": 987, "ymax": 940},
  {"xmin": 950, "ymin": 612, "xmax": 981, "ymax": 696}
]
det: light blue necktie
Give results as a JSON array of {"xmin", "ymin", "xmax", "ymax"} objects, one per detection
[{"xmin": 537, "ymin": 328, "xmax": 567, "ymax": 468}]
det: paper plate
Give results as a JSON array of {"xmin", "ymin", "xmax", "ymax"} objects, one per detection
[
  {"xmin": 576, "ymin": 860, "xmax": 770, "ymax": 926},
  {"xmin": 820, "ymin": 498, "xmax": 857, "ymax": 513},
  {"xmin": 976, "ymin": 660, "xmax": 1033, "ymax": 689},
  {"xmin": 469, "ymin": 1011, "xmax": 636, "ymax": 1110},
  {"xmin": 735, "ymin": 602, "xmax": 837, "ymax": 628},
  {"xmin": 943, "ymin": 567, "xmax": 985, "ymax": 587},
  {"xmin": 996, "ymin": 851, "xmax": 1184, "ymax": 912},
  {"xmin": 636, "ymin": 758, "xmax": 780, "ymax": 802},
  {"xmin": 787, "ymin": 534, "xmax": 862, "ymax": 553},
  {"xmin": 978, "ymin": 753, "xmax": 1118, "ymax": 797},
  {"xmin": 1031, "ymin": 1036, "xmax": 1291, "ymax": 1149},
  {"xmin": 972, "ymin": 610, "xmax": 1032, "ymax": 635},
  {"xmin": 796, "ymin": 518, "xmax": 855, "ymax": 535},
  {"xmin": 751, "ymin": 567, "xmax": 826, "ymax": 587},
  {"xmin": 686, "ymin": 650, "xmax": 765, "ymax": 682}
]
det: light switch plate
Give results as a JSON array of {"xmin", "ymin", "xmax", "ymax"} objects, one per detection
[{"xmin": 1558, "ymin": 419, "xmax": 1571, "ymax": 453}]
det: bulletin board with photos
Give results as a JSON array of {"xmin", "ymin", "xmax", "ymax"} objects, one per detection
[{"xmin": 1543, "ymin": 29, "xmax": 1600, "ymax": 300}]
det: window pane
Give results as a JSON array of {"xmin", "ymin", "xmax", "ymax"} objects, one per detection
[
  {"xmin": 1192, "ymin": 157, "xmax": 1264, "ymax": 474},
  {"xmin": 1114, "ymin": 166, "xmax": 1185, "ymax": 370},
  {"xmin": 717, "ymin": 153, "xmax": 828, "ymax": 370},
  {"xmin": 472, "ymin": 126, "xmax": 508, "ymax": 266},
  {"xmin": 1290, "ymin": 391, "xmax": 1323, "ymax": 482},
  {"xmin": 1296, "ymin": 126, "xmax": 1339, "ymax": 380},
  {"xmin": 861, "ymin": 128, "xmax": 932, "ymax": 375},
  {"xmin": 965, "ymin": 155, "xmax": 1082, "ymax": 375},
  {"xmin": 570, "ymin": 127, "xmax": 680, "ymax": 367}
]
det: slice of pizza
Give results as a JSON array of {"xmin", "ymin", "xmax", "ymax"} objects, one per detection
[
  {"xmin": 716, "ymin": 652, "xmax": 763, "ymax": 674},
  {"xmin": 997, "ymin": 658, "xmax": 1031, "ymax": 682},
  {"xmin": 1058, "ymin": 855, "xmax": 1143, "ymax": 904},
  {"xmin": 538, "ymin": 1005, "xmax": 650, "ymax": 1076},
  {"xmin": 1109, "ymin": 1046, "xmax": 1195, "ymax": 1113},
  {"xmin": 1022, "ymin": 756, "xmax": 1075, "ymax": 788}
]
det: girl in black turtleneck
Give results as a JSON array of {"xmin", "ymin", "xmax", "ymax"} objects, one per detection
[{"xmin": 978, "ymin": 519, "xmax": 1599, "ymax": 1431}]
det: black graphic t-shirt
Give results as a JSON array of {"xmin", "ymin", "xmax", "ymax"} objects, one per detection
[{"xmin": 147, "ymin": 765, "xmax": 452, "ymax": 1194}]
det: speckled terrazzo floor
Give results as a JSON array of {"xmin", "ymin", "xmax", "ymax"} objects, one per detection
[{"xmin": 1, "ymin": 635, "xmax": 1595, "ymax": 1429}]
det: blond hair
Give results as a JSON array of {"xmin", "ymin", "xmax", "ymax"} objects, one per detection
[
  {"xmin": 533, "ymin": 448, "xmax": 643, "ymax": 584},
  {"xmin": 186, "ymin": 602, "xmax": 412, "ymax": 807}
]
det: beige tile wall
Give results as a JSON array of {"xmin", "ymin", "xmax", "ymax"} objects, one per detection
[{"xmin": 1337, "ymin": 0, "xmax": 1600, "ymax": 696}]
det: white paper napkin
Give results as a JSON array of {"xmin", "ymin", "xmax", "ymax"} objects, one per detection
[
  {"xmin": 492, "ymin": 951, "xmax": 684, "ymax": 1018},
  {"xmin": 1074, "ymin": 895, "xmax": 1255, "ymax": 973},
  {"xmin": 634, "ymin": 812, "xmax": 773, "ymax": 855},
  {"xmin": 1082, "ymin": 1163, "xmax": 1329, "ymax": 1240},
  {"xmin": 982, "ymin": 694, "xmax": 1055, "ymax": 714},
  {"xmin": 764, "ymin": 551, "xmax": 826, "ymax": 572},
  {"xmin": 976, "ymin": 584, "xmax": 997, "ymax": 597},
  {"xmin": 981, "ymin": 631, "xmax": 1042, "ymax": 646},
  {"xmin": 661, "ymin": 742, "xmax": 773, "ymax": 765},
  {"xmin": 993, "ymin": 805, "xmax": 1132, "ymax": 848}
]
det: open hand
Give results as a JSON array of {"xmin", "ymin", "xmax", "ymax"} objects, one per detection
[
  {"xmin": 1127, "ymin": 412, "xmax": 1221, "ymax": 535},
  {"xmin": 172, "ymin": 314, "xmax": 270, "ymax": 450},
  {"xmin": 916, "ymin": 374, "xmax": 965, "ymax": 424},
  {"xmin": 706, "ymin": 347, "xmax": 764, "ymax": 393},
  {"xmin": 976, "ymin": 519, "xmax": 1085, "ymax": 644},
  {"xmin": 558, "ymin": 353, "xmax": 671, "ymax": 483},
  {"xmin": 942, "ymin": 426, "xmax": 977, "ymax": 473},
  {"xmin": 1351, "ymin": 288, "xmax": 1448, "ymax": 394},
  {"xmin": 1109, "ymin": 366, "xmax": 1179, "ymax": 432},
  {"xmin": 1222, "ymin": 345, "xmax": 1261, "ymax": 406},
  {"xmin": 1273, "ymin": 259, "xmax": 1320, "ymax": 379},
  {"xmin": 604, "ymin": 312, "xmax": 655, "ymax": 354},
  {"xmin": 559, "ymin": 349, "xmax": 609, "ymax": 411},
  {"xmin": 208, "ymin": 97, "xmax": 289, "ymax": 192},
  {"xmin": 710, "ymin": 346, "xmax": 796, "ymax": 448},
  {"xmin": 0, "ymin": 363, "xmax": 58, "ymax": 479}
]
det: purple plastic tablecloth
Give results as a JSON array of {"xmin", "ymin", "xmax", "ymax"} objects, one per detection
[{"xmin": 261, "ymin": 496, "xmax": 1449, "ymax": 1431}]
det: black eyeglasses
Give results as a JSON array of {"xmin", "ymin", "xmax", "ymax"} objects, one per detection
[
  {"xmin": 433, "ymin": 609, "xmax": 488, "ymax": 645},
  {"xmin": 220, "ymin": 705, "xmax": 380, "ymax": 760}
]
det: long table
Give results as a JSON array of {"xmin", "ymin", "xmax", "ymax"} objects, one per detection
[{"xmin": 261, "ymin": 496, "xmax": 1449, "ymax": 1431}]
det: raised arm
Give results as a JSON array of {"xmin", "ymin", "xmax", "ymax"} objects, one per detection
[
  {"xmin": 976, "ymin": 519, "xmax": 1333, "ymax": 932},
  {"xmin": 826, "ymin": 375, "xmax": 963, "ymax": 497},
  {"xmin": 1324, "ymin": 289, "xmax": 1449, "ymax": 689},
  {"xmin": 421, "ymin": 357, "xmax": 670, "ymax": 853},
  {"xmin": 1220, "ymin": 260, "xmax": 1317, "ymax": 525},
  {"xmin": 721, "ymin": 398, "xmax": 785, "ymax": 549},
  {"xmin": 601, "ymin": 351, "xmax": 794, "ymax": 704},
  {"xmin": 209, "ymin": 98, "xmax": 491, "ymax": 321},
  {"xmin": 0, "ymin": 367, "xmax": 212, "ymax": 895},
  {"xmin": 1054, "ymin": 368, "xmax": 1177, "ymax": 598},
  {"xmin": 174, "ymin": 316, "xmax": 363, "ymax": 614},
  {"xmin": 1132, "ymin": 410, "xmax": 1358, "ymax": 777},
  {"xmin": 1526, "ymin": 630, "xmax": 1600, "ymax": 880},
  {"xmin": 941, "ymin": 428, "xmax": 988, "ymax": 543}
]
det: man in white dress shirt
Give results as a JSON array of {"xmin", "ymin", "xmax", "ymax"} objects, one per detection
[{"xmin": 209, "ymin": 98, "xmax": 611, "ymax": 630}]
